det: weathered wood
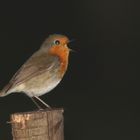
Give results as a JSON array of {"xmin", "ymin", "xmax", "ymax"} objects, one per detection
[{"xmin": 10, "ymin": 108, "xmax": 64, "ymax": 140}]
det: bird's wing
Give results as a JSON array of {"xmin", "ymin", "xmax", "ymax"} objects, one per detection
[{"xmin": 1, "ymin": 51, "xmax": 59, "ymax": 94}]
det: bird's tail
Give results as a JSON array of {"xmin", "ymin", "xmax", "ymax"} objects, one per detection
[
  {"xmin": 0, "ymin": 83, "xmax": 12, "ymax": 97},
  {"xmin": 0, "ymin": 90, "xmax": 7, "ymax": 97}
]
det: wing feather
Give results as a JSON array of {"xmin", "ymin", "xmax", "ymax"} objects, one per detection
[{"xmin": 1, "ymin": 50, "xmax": 59, "ymax": 94}]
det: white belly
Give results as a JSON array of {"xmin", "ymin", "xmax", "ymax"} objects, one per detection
[
  {"xmin": 25, "ymin": 79, "xmax": 61, "ymax": 97},
  {"xmin": 8, "ymin": 79, "xmax": 61, "ymax": 97},
  {"xmin": 7, "ymin": 71, "xmax": 62, "ymax": 97}
]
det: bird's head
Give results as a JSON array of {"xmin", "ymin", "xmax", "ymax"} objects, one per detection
[
  {"xmin": 41, "ymin": 34, "xmax": 70, "ymax": 62},
  {"xmin": 41, "ymin": 34, "xmax": 69, "ymax": 48}
]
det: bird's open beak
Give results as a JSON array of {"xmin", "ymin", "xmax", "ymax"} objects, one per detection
[
  {"xmin": 67, "ymin": 39, "xmax": 76, "ymax": 52},
  {"xmin": 64, "ymin": 44, "xmax": 75, "ymax": 52}
]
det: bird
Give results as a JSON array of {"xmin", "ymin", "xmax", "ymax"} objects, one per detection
[{"xmin": 0, "ymin": 34, "xmax": 71, "ymax": 109}]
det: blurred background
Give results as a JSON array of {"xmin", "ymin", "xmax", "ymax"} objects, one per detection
[{"xmin": 0, "ymin": 0, "xmax": 139, "ymax": 139}]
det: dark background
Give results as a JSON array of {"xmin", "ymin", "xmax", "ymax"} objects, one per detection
[{"xmin": 0, "ymin": 0, "xmax": 139, "ymax": 139}]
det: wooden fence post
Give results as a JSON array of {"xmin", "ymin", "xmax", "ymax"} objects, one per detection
[{"xmin": 10, "ymin": 108, "xmax": 64, "ymax": 140}]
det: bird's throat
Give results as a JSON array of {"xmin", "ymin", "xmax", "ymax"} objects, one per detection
[{"xmin": 49, "ymin": 46, "xmax": 69, "ymax": 75}]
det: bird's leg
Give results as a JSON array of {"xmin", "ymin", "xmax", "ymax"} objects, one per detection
[
  {"xmin": 34, "ymin": 96, "xmax": 51, "ymax": 109},
  {"xmin": 30, "ymin": 97, "xmax": 43, "ymax": 110}
]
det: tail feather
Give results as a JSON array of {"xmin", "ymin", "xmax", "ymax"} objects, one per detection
[
  {"xmin": 0, "ymin": 90, "xmax": 7, "ymax": 97},
  {"xmin": 0, "ymin": 83, "xmax": 12, "ymax": 97}
]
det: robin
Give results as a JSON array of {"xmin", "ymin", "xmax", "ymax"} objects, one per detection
[{"xmin": 0, "ymin": 34, "xmax": 71, "ymax": 109}]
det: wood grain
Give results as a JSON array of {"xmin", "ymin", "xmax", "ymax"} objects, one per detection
[{"xmin": 10, "ymin": 108, "xmax": 64, "ymax": 140}]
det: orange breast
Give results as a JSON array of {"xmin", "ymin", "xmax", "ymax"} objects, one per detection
[{"xmin": 49, "ymin": 45, "xmax": 69, "ymax": 76}]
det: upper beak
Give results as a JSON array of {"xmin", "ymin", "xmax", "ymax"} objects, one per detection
[
  {"xmin": 67, "ymin": 39, "xmax": 76, "ymax": 52},
  {"xmin": 63, "ymin": 39, "xmax": 76, "ymax": 52},
  {"xmin": 69, "ymin": 39, "xmax": 76, "ymax": 43}
]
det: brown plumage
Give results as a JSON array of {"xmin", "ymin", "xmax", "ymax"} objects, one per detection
[{"xmin": 0, "ymin": 34, "xmax": 70, "ymax": 108}]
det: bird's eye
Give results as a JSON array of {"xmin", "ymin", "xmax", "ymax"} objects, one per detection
[{"xmin": 54, "ymin": 40, "xmax": 60, "ymax": 45}]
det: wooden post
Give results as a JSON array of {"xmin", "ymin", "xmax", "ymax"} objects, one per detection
[{"xmin": 10, "ymin": 108, "xmax": 64, "ymax": 140}]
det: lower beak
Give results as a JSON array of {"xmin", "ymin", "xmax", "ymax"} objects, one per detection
[{"xmin": 69, "ymin": 48, "xmax": 76, "ymax": 52}]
